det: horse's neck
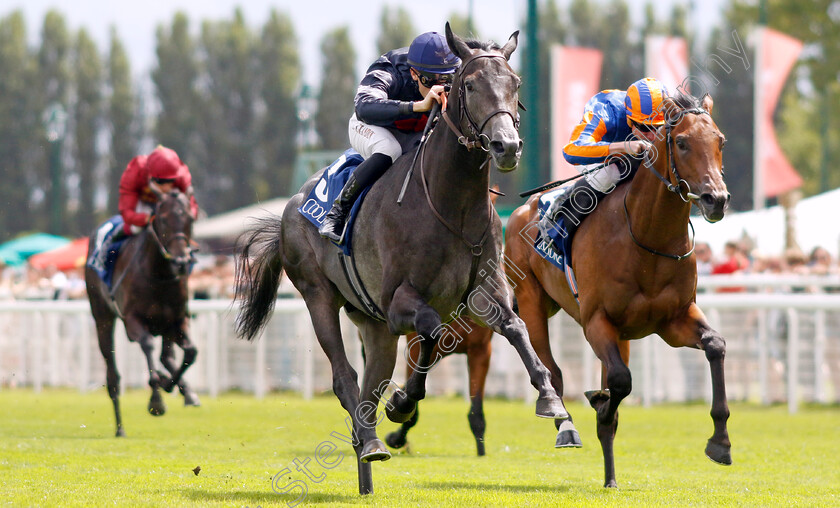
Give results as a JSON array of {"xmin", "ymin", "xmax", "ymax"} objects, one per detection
[
  {"xmin": 625, "ymin": 158, "xmax": 692, "ymax": 250},
  {"xmin": 422, "ymin": 118, "xmax": 492, "ymax": 223},
  {"xmin": 140, "ymin": 230, "xmax": 176, "ymax": 280}
]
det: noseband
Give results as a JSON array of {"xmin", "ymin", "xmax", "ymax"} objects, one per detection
[
  {"xmin": 441, "ymin": 54, "xmax": 520, "ymax": 151},
  {"xmin": 147, "ymin": 196, "xmax": 193, "ymax": 268}
]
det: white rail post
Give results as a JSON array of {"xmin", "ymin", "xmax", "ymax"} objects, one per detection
[
  {"xmin": 255, "ymin": 328, "xmax": 267, "ymax": 399},
  {"xmin": 33, "ymin": 311, "xmax": 44, "ymax": 393},
  {"xmin": 302, "ymin": 310, "xmax": 314, "ymax": 400},
  {"xmin": 757, "ymin": 308, "xmax": 769, "ymax": 405},
  {"xmin": 641, "ymin": 337, "xmax": 652, "ymax": 408},
  {"xmin": 79, "ymin": 313, "xmax": 90, "ymax": 392},
  {"xmin": 814, "ymin": 309, "xmax": 826, "ymax": 403},
  {"xmin": 786, "ymin": 308, "xmax": 800, "ymax": 414},
  {"xmin": 207, "ymin": 312, "xmax": 220, "ymax": 398}
]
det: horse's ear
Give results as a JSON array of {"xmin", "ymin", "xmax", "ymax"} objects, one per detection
[
  {"xmin": 501, "ymin": 30, "xmax": 519, "ymax": 60},
  {"xmin": 445, "ymin": 21, "xmax": 471, "ymax": 61},
  {"xmin": 701, "ymin": 93, "xmax": 714, "ymax": 114}
]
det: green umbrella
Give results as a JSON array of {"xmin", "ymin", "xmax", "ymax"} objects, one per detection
[{"xmin": 0, "ymin": 233, "xmax": 71, "ymax": 267}]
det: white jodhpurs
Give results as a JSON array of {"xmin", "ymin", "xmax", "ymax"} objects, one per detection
[
  {"xmin": 582, "ymin": 162, "xmax": 621, "ymax": 193},
  {"xmin": 348, "ymin": 114, "xmax": 402, "ymax": 163}
]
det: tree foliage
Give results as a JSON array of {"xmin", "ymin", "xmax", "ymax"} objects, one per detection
[{"xmin": 315, "ymin": 27, "xmax": 356, "ymax": 151}]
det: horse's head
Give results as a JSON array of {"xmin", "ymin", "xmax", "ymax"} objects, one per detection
[
  {"xmin": 656, "ymin": 93, "xmax": 730, "ymax": 222},
  {"xmin": 148, "ymin": 183, "xmax": 195, "ymax": 276},
  {"xmin": 444, "ymin": 22, "xmax": 522, "ymax": 171}
]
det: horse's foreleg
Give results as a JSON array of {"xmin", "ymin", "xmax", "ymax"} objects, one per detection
[
  {"xmin": 160, "ymin": 336, "xmax": 200, "ymax": 406},
  {"xmin": 466, "ymin": 331, "xmax": 491, "ymax": 456},
  {"xmin": 584, "ymin": 318, "xmax": 631, "ymax": 488},
  {"xmin": 494, "ymin": 310, "xmax": 568, "ymax": 420},
  {"xmin": 384, "ymin": 284, "xmax": 441, "ymax": 424},
  {"xmin": 95, "ymin": 316, "xmax": 124, "ymax": 436},
  {"xmin": 662, "ymin": 305, "xmax": 731, "ymax": 466},
  {"xmin": 703, "ymin": 328, "xmax": 732, "ymax": 465},
  {"xmin": 123, "ymin": 317, "xmax": 166, "ymax": 416},
  {"xmin": 514, "ymin": 277, "xmax": 581, "ymax": 446}
]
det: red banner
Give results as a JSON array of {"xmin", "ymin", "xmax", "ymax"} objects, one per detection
[
  {"xmin": 645, "ymin": 36, "xmax": 689, "ymax": 96},
  {"xmin": 550, "ymin": 46, "xmax": 603, "ymax": 180},
  {"xmin": 758, "ymin": 28, "xmax": 803, "ymax": 198}
]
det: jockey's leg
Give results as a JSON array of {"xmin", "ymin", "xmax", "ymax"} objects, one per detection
[
  {"xmin": 319, "ymin": 115, "xmax": 402, "ymax": 243},
  {"xmin": 538, "ymin": 162, "xmax": 621, "ymax": 241}
]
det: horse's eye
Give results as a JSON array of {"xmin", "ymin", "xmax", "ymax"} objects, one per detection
[
  {"xmin": 465, "ymin": 81, "xmax": 474, "ymax": 92},
  {"xmin": 675, "ymin": 137, "xmax": 688, "ymax": 151}
]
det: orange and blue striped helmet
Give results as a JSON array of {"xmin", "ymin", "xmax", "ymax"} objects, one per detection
[{"xmin": 625, "ymin": 77, "xmax": 669, "ymax": 126}]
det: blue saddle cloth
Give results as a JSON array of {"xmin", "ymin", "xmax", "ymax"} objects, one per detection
[
  {"xmin": 298, "ymin": 148, "xmax": 371, "ymax": 255},
  {"xmin": 86, "ymin": 215, "xmax": 128, "ymax": 289},
  {"xmin": 533, "ymin": 188, "xmax": 580, "ymax": 301}
]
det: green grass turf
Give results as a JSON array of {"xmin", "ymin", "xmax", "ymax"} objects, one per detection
[{"xmin": 0, "ymin": 388, "xmax": 838, "ymax": 507}]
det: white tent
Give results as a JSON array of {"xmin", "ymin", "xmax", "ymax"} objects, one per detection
[
  {"xmin": 693, "ymin": 188, "xmax": 840, "ymax": 258},
  {"xmin": 193, "ymin": 197, "xmax": 290, "ymax": 242}
]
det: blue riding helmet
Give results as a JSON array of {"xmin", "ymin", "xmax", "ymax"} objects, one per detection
[{"xmin": 407, "ymin": 31, "xmax": 461, "ymax": 74}]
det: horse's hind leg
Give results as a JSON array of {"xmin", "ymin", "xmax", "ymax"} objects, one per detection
[
  {"xmin": 95, "ymin": 314, "xmax": 124, "ymax": 437},
  {"xmin": 584, "ymin": 317, "xmax": 631, "ymax": 488},
  {"xmin": 466, "ymin": 329, "xmax": 492, "ymax": 456},
  {"xmin": 160, "ymin": 338, "xmax": 200, "ymax": 406}
]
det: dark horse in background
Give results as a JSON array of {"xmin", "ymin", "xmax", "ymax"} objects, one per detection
[
  {"xmin": 506, "ymin": 92, "xmax": 732, "ymax": 487},
  {"xmin": 235, "ymin": 24, "xmax": 566, "ymax": 495},
  {"xmin": 385, "ymin": 318, "xmax": 494, "ymax": 456},
  {"xmin": 85, "ymin": 187, "xmax": 199, "ymax": 437}
]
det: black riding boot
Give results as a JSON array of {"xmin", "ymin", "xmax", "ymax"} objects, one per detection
[
  {"xmin": 538, "ymin": 177, "xmax": 607, "ymax": 242},
  {"xmin": 318, "ymin": 153, "xmax": 392, "ymax": 243}
]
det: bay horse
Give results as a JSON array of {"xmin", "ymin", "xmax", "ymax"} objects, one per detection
[
  {"xmin": 85, "ymin": 186, "xmax": 199, "ymax": 437},
  {"xmin": 235, "ymin": 23, "xmax": 566, "ymax": 495},
  {"xmin": 385, "ymin": 319, "xmax": 493, "ymax": 456},
  {"xmin": 505, "ymin": 92, "xmax": 732, "ymax": 488}
]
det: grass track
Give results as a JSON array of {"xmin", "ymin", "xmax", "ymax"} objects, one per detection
[{"xmin": 1, "ymin": 388, "xmax": 838, "ymax": 507}]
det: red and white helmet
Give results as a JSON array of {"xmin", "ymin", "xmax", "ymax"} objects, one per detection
[{"xmin": 146, "ymin": 146, "xmax": 183, "ymax": 180}]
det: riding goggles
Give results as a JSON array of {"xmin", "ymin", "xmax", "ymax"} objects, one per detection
[
  {"xmin": 416, "ymin": 70, "xmax": 454, "ymax": 88},
  {"xmin": 631, "ymin": 121, "xmax": 658, "ymax": 134}
]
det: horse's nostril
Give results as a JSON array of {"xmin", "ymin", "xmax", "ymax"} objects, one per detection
[
  {"xmin": 490, "ymin": 140, "xmax": 505, "ymax": 154},
  {"xmin": 701, "ymin": 193, "xmax": 715, "ymax": 206}
]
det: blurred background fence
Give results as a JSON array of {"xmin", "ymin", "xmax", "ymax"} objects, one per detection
[{"xmin": 2, "ymin": 275, "xmax": 840, "ymax": 414}]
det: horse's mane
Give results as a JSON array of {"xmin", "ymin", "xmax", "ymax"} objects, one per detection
[
  {"xmin": 670, "ymin": 90, "xmax": 702, "ymax": 111},
  {"xmin": 465, "ymin": 39, "xmax": 501, "ymax": 52}
]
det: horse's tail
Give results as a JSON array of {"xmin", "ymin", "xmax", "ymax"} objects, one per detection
[{"xmin": 234, "ymin": 215, "xmax": 285, "ymax": 341}]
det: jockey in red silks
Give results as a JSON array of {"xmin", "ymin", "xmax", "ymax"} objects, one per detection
[{"xmin": 118, "ymin": 145, "xmax": 198, "ymax": 236}]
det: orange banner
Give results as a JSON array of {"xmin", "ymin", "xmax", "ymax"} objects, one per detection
[
  {"xmin": 758, "ymin": 28, "xmax": 803, "ymax": 198},
  {"xmin": 550, "ymin": 46, "xmax": 603, "ymax": 180}
]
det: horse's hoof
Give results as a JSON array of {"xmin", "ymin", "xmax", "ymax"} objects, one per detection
[
  {"xmin": 360, "ymin": 439, "xmax": 391, "ymax": 463},
  {"xmin": 535, "ymin": 396, "xmax": 569, "ymax": 420},
  {"xmin": 476, "ymin": 440, "xmax": 486, "ymax": 457},
  {"xmin": 385, "ymin": 390, "xmax": 416, "ymax": 424},
  {"xmin": 148, "ymin": 395, "xmax": 167, "ymax": 416},
  {"xmin": 584, "ymin": 389, "xmax": 611, "ymax": 408},
  {"xmin": 157, "ymin": 371, "xmax": 175, "ymax": 393},
  {"xmin": 183, "ymin": 391, "xmax": 201, "ymax": 407},
  {"xmin": 115, "ymin": 428, "xmax": 126, "ymax": 438},
  {"xmin": 604, "ymin": 479, "xmax": 618, "ymax": 488},
  {"xmin": 705, "ymin": 440, "xmax": 732, "ymax": 466},
  {"xmin": 385, "ymin": 431, "xmax": 407, "ymax": 449},
  {"xmin": 555, "ymin": 419, "xmax": 583, "ymax": 448}
]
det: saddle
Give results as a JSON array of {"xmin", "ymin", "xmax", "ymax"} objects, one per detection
[{"xmin": 87, "ymin": 216, "xmax": 128, "ymax": 289}]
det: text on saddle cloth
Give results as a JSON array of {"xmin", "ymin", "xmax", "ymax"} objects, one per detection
[{"xmin": 298, "ymin": 148, "xmax": 372, "ymax": 255}]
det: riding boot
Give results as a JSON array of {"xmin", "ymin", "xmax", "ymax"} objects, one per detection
[
  {"xmin": 318, "ymin": 153, "xmax": 392, "ymax": 243},
  {"xmin": 538, "ymin": 177, "xmax": 606, "ymax": 243}
]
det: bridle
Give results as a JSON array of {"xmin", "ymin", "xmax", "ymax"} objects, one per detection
[
  {"xmin": 441, "ymin": 54, "xmax": 520, "ymax": 152},
  {"xmin": 146, "ymin": 194, "xmax": 194, "ymax": 272},
  {"xmin": 625, "ymin": 104, "xmax": 712, "ymax": 261}
]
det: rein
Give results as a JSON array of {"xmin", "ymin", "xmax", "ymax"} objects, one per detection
[{"xmin": 628, "ymin": 105, "xmax": 708, "ymax": 261}]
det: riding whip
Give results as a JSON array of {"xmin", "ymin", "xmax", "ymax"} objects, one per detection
[
  {"xmin": 397, "ymin": 99, "xmax": 443, "ymax": 205},
  {"xmin": 518, "ymin": 155, "xmax": 634, "ymax": 198}
]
